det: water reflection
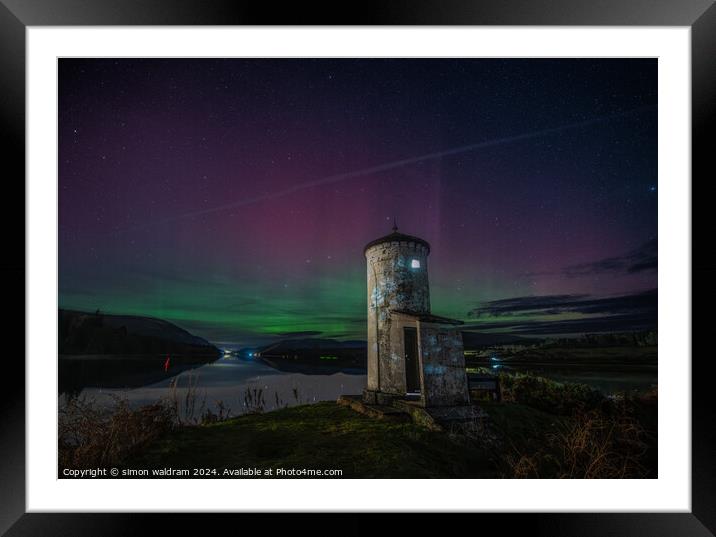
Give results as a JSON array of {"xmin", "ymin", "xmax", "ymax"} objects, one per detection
[
  {"xmin": 60, "ymin": 355, "xmax": 657, "ymax": 418},
  {"xmin": 62, "ymin": 356, "xmax": 367, "ymax": 417}
]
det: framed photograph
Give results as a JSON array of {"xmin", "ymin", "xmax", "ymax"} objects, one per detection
[{"xmin": 3, "ymin": 0, "xmax": 712, "ymax": 534}]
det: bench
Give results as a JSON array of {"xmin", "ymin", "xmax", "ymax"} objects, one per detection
[{"xmin": 468, "ymin": 374, "xmax": 502, "ymax": 402}]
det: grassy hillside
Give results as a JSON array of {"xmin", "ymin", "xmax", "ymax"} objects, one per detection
[
  {"xmin": 123, "ymin": 402, "xmax": 499, "ymax": 478},
  {"xmin": 118, "ymin": 398, "xmax": 647, "ymax": 479}
]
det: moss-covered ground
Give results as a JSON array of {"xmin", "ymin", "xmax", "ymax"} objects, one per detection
[{"xmin": 121, "ymin": 400, "xmax": 572, "ymax": 478}]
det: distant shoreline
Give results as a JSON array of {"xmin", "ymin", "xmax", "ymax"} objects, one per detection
[
  {"xmin": 59, "ymin": 354, "xmax": 220, "ymax": 361},
  {"xmin": 470, "ymin": 360, "xmax": 657, "ymax": 369}
]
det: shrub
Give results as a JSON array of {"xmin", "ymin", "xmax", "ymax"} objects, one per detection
[
  {"xmin": 498, "ymin": 372, "xmax": 605, "ymax": 415},
  {"xmin": 58, "ymin": 394, "xmax": 177, "ymax": 471},
  {"xmin": 502, "ymin": 404, "xmax": 650, "ymax": 479},
  {"xmin": 59, "ymin": 373, "xmax": 235, "ymax": 472}
]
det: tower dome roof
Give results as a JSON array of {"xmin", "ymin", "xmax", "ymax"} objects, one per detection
[{"xmin": 363, "ymin": 222, "xmax": 430, "ymax": 254}]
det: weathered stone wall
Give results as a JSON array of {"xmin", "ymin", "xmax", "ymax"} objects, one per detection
[
  {"xmin": 418, "ymin": 324, "xmax": 470, "ymax": 407},
  {"xmin": 366, "ymin": 241, "xmax": 430, "ymax": 394}
]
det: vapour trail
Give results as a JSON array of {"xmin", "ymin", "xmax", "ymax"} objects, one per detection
[{"xmin": 115, "ymin": 105, "xmax": 654, "ymax": 234}]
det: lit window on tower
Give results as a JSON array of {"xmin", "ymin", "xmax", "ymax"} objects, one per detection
[{"xmin": 411, "ymin": 259, "xmax": 420, "ymax": 269}]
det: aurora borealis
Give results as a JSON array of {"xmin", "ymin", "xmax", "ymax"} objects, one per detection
[{"xmin": 59, "ymin": 59, "xmax": 657, "ymax": 347}]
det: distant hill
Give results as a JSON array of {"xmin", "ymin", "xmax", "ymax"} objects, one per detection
[
  {"xmin": 461, "ymin": 331, "xmax": 536, "ymax": 349},
  {"xmin": 542, "ymin": 330, "xmax": 657, "ymax": 348},
  {"xmin": 258, "ymin": 332, "xmax": 534, "ymax": 355},
  {"xmin": 256, "ymin": 338, "xmax": 366, "ymax": 373},
  {"xmin": 59, "ymin": 309, "xmax": 220, "ymax": 357},
  {"xmin": 259, "ymin": 338, "xmax": 367, "ymax": 353}
]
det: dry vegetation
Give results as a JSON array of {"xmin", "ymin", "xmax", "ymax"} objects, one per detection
[
  {"xmin": 58, "ymin": 372, "xmax": 303, "ymax": 472},
  {"xmin": 495, "ymin": 377, "xmax": 656, "ymax": 479},
  {"xmin": 503, "ymin": 404, "xmax": 650, "ymax": 478},
  {"xmin": 58, "ymin": 395, "xmax": 176, "ymax": 471}
]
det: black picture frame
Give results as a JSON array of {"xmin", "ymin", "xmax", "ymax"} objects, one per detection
[{"xmin": 1, "ymin": 1, "xmax": 712, "ymax": 534}]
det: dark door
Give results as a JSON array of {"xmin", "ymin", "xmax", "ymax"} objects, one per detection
[{"xmin": 403, "ymin": 327, "xmax": 420, "ymax": 393}]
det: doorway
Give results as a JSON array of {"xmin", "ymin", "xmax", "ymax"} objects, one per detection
[{"xmin": 403, "ymin": 327, "xmax": 420, "ymax": 393}]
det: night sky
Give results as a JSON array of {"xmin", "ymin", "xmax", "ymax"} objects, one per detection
[{"xmin": 59, "ymin": 59, "xmax": 657, "ymax": 347}]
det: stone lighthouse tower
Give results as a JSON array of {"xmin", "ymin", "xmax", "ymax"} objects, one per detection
[{"xmin": 363, "ymin": 222, "xmax": 470, "ymax": 408}]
